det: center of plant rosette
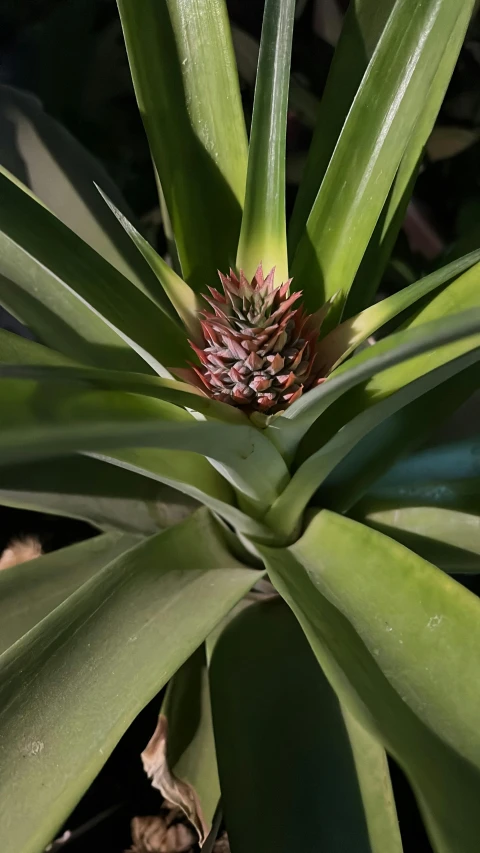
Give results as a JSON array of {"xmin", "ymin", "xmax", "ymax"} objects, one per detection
[{"xmin": 185, "ymin": 265, "xmax": 326, "ymax": 414}]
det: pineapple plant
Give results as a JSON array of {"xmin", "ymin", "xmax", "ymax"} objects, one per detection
[{"xmin": 0, "ymin": 0, "xmax": 479, "ymax": 851}]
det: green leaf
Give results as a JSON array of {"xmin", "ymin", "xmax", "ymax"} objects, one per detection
[
  {"xmin": 358, "ymin": 485, "xmax": 480, "ymax": 522},
  {"xmin": 0, "ymin": 454, "xmax": 198, "ymax": 535},
  {"xmin": 210, "ymin": 597, "xmax": 403, "ymax": 853},
  {"xmin": 317, "ymin": 366, "xmax": 479, "ymax": 514},
  {"xmin": 300, "ymin": 269, "xmax": 480, "ymax": 462},
  {"xmin": 236, "ymin": 0, "xmax": 295, "ymax": 282},
  {"xmin": 143, "ymin": 645, "xmax": 220, "ymax": 844},
  {"xmin": 98, "ymin": 189, "xmax": 202, "ymax": 340},
  {"xmin": 340, "ymin": 707, "xmax": 404, "ymax": 853},
  {"xmin": 117, "ymin": 0, "xmax": 247, "ymax": 289},
  {"xmin": 0, "ymin": 169, "xmax": 190, "ymax": 373},
  {"xmin": 0, "ymin": 510, "xmax": 261, "ymax": 853},
  {"xmin": 0, "ymin": 389, "xmax": 237, "ymax": 521},
  {"xmin": 0, "ymin": 269, "xmax": 148, "ymax": 374},
  {"xmin": 355, "ymin": 506, "xmax": 480, "ymax": 574},
  {"xmin": 404, "ymin": 259, "xmax": 480, "ymax": 329},
  {"xmin": 260, "ymin": 510, "xmax": 480, "ymax": 853},
  {"xmin": 0, "ymin": 532, "xmax": 140, "ymax": 655},
  {"xmin": 268, "ymin": 310, "xmax": 480, "ymax": 458},
  {"xmin": 0, "ymin": 330, "xmax": 79, "ymax": 366},
  {"xmin": 288, "ymin": 0, "xmax": 396, "ymax": 255},
  {"xmin": 318, "ymin": 253, "xmax": 480, "ymax": 374},
  {"xmin": 343, "ymin": 8, "xmax": 471, "ymax": 318},
  {"xmin": 267, "ymin": 349, "xmax": 480, "ymax": 540},
  {"xmin": 0, "ymin": 84, "xmax": 171, "ymax": 307},
  {"xmin": 0, "ymin": 346, "xmax": 246, "ymax": 424},
  {"xmin": 356, "ymin": 439, "xmax": 480, "ymax": 517},
  {"xmin": 291, "ymin": 0, "xmax": 475, "ymax": 317},
  {"xmin": 97, "ymin": 449, "xmax": 273, "ymax": 542},
  {"xmin": 373, "ymin": 439, "xmax": 480, "ymax": 488},
  {"xmin": 231, "ymin": 23, "xmax": 320, "ymax": 131},
  {"xmin": 0, "ymin": 378, "xmax": 289, "ymax": 513}
]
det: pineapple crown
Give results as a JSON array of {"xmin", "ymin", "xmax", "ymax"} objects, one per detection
[{"xmin": 183, "ymin": 265, "xmax": 326, "ymax": 414}]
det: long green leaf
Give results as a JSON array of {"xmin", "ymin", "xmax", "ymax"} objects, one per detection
[
  {"xmin": 0, "ymin": 84, "xmax": 171, "ymax": 307},
  {"xmin": 404, "ymin": 260, "xmax": 480, "ymax": 330},
  {"xmin": 210, "ymin": 597, "xmax": 403, "ymax": 853},
  {"xmin": 0, "ymin": 532, "xmax": 140, "ymax": 655},
  {"xmin": 0, "ymin": 372, "xmax": 240, "ymax": 521},
  {"xmin": 267, "ymin": 349, "xmax": 480, "ymax": 540},
  {"xmin": 318, "ymin": 253, "xmax": 480, "ymax": 374},
  {"xmin": 373, "ymin": 439, "xmax": 480, "ymax": 488},
  {"xmin": 356, "ymin": 440, "xmax": 480, "ymax": 518},
  {"xmin": 291, "ymin": 0, "xmax": 474, "ymax": 317},
  {"xmin": 268, "ymin": 310, "xmax": 480, "ymax": 457},
  {"xmin": 261, "ymin": 510, "xmax": 480, "ymax": 853},
  {"xmin": 317, "ymin": 367, "xmax": 479, "ymax": 514},
  {"xmin": 0, "ymin": 270, "xmax": 149, "ymax": 374},
  {"xmin": 299, "ymin": 268, "xmax": 480, "ymax": 461},
  {"xmin": 0, "ymin": 454, "xmax": 198, "ymax": 535},
  {"xmin": 0, "ymin": 510, "xmax": 261, "ymax": 853},
  {"xmin": 0, "ymin": 329, "xmax": 78, "ymax": 366},
  {"xmin": 117, "ymin": 0, "xmax": 247, "ymax": 289},
  {"xmin": 0, "ymin": 328, "xmax": 245, "ymax": 424},
  {"xmin": 0, "ymin": 352, "xmax": 246, "ymax": 425},
  {"xmin": 355, "ymin": 506, "xmax": 480, "ymax": 574},
  {"xmin": 0, "ymin": 379, "xmax": 289, "ymax": 512},
  {"xmin": 358, "ymin": 490, "xmax": 480, "ymax": 524},
  {"xmin": 0, "ymin": 169, "xmax": 189, "ymax": 373},
  {"xmin": 0, "ymin": 384, "xmax": 237, "ymax": 516},
  {"xmin": 343, "ymin": 8, "xmax": 471, "ymax": 318},
  {"xmin": 95, "ymin": 449, "xmax": 272, "ymax": 541},
  {"xmin": 288, "ymin": 0, "xmax": 396, "ymax": 255},
  {"xmin": 98, "ymin": 190, "xmax": 202, "ymax": 340},
  {"xmin": 236, "ymin": 0, "xmax": 295, "ymax": 282}
]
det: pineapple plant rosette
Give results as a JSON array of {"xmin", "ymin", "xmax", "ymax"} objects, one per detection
[{"xmin": 0, "ymin": 0, "xmax": 479, "ymax": 851}]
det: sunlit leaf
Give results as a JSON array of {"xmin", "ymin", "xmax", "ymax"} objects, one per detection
[
  {"xmin": 344, "ymin": 9, "xmax": 471, "ymax": 317},
  {"xmin": 291, "ymin": 0, "xmax": 475, "ymax": 318},
  {"xmin": 0, "ymin": 169, "xmax": 190, "ymax": 373},
  {"xmin": 318, "ymin": 253, "xmax": 480, "ymax": 374},
  {"xmin": 289, "ymin": 0, "xmax": 396, "ymax": 255},
  {"xmin": 98, "ymin": 189, "xmax": 202, "ymax": 340},
  {"xmin": 236, "ymin": 0, "xmax": 295, "ymax": 282},
  {"xmin": 117, "ymin": 0, "xmax": 247, "ymax": 289}
]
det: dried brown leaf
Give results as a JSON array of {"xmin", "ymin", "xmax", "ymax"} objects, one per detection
[{"xmin": 142, "ymin": 717, "xmax": 208, "ymax": 845}]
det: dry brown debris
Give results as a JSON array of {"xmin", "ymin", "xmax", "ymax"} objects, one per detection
[
  {"xmin": 127, "ymin": 806, "xmax": 230, "ymax": 853},
  {"xmin": 0, "ymin": 536, "xmax": 42, "ymax": 570}
]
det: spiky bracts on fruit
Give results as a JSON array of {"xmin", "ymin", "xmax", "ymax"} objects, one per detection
[{"xmin": 185, "ymin": 265, "xmax": 326, "ymax": 414}]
